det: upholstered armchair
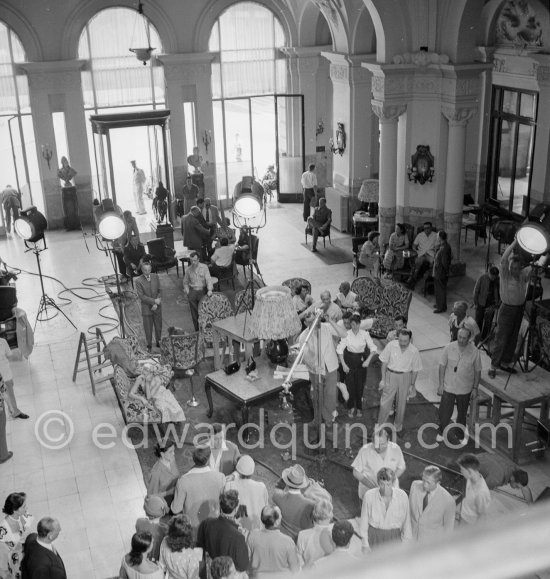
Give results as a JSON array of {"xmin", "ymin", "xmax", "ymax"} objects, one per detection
[
  {"xmin": 198, "ymin": 292, "xmax": 234, "ymax": 356},
  {"xmin": 351, "ymin": 276, "xmax": 412, "ymax": 339},
  {"xmin": 234, "ymin": 287, "xmax": 255, "ymax": 315},
  {"xmin": 160, "ymin": 331, "xmax": 204, "ymax": 406},
  {"xmin": 281, "ymin": 277, "xmax": 312, "ymax": 296}
]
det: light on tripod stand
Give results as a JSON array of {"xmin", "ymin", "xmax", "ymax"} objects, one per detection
[
  {"xmin": 233, "ymin": 176, "xmax": 264, "ymax": 218},
  {"xmin": 516, "ymin": 204, "xmax": 550, "ymax": 256},
  {"xmin": 14, "ymin": 207, "xmax": 48, "ymax": 244}
]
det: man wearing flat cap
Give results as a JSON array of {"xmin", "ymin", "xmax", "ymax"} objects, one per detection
[
  {"xmin": 225, "ymin": 455, "xmax": 268, "ymax": 532},
  {"xmin": 272, "ymin": 464, "xmax": 316, "ymax": 541}
]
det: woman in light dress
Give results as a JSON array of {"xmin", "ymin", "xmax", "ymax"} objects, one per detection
[
  {"xmin": 119, "ymin": 532, "xmax": 163, "ymax": 579},
  {"xmin": 129, "ymin": 364, "xmax": 185, "ymax": 424},
  {"xmin": 359, "ymin": 231, "xmax": 381, "ymax": 277},
  {"xmin": 159, "ymin": 515, "xmax": 203, "ymax": 579},
  {"xmin": 146, "ymin": 440, "xmax": 180, "ymax": 506},
  {"xmin": 0, "ymin": 492, "xmax": 34, "ymax": 579},
  {"xmin": 383, "ymin": 223, "xmax": 409, "ymax": 272}
]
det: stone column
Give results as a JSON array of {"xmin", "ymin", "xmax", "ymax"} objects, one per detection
[
  {"xmin": 442, "ymin": 106, "xmax": 476, "ymax": 258},
  {"xmin": 157, "ymin": 53, "xmax": 216, "ymax": 202},
  {"xmin": 322, "ymin": 53, "xmax": 377, "ymax": 201},
  {"xmin": 532, "ymin": 56, "xmax": 550, "ymax": 204},
  {"xmin": 19, "ymin": 60, "xmax": 91, "ymax": 228},
  {"xmin": 372, "ymin": 103, "xmax": 407, "ymax": 245}
]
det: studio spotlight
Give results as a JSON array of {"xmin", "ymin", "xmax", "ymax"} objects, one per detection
[
  {"xmin": 97, "ymin": 199, "xmax": 126, "ymax": 241},
  {"xmin": 516, "ymin": 204, "xmax": 550, "ymax": 256},
  {"xmin": 233, "ymin": 176, "xmax": 264, "ymax": 218},
  {"xmin": 14, "ymin": 206, "xmax": 48, "ymax": 243}
]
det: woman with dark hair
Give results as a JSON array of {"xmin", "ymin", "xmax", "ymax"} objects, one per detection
[
  {"xmin": 119, "ymin": 531, "xmax": 163, "ymax": 578},
  {"xmin": 159, "ymin": 515, "xmax": 203, "ymax": 579},
  {"xmin": 0, "ymin": 491, "xmax": 33, "ymax": 578},
  {"xmin": 146, "ymin": 440, "xmax": 180, "ymax": 504},
  {"xmin": 383, "ymin": 223, "xmax": 409, "ymax": 272},
  {"xmin": 292, "ymin": 284, "xmax": 313, "ymax": 315}
]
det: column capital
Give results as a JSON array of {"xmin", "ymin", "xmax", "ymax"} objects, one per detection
[
  {"xmin": 532, "ymin": 54, "xmax": 550, "ymax": 85},
  {"xmin": 18, "ymin": 60, "xmax": 86, "ymax": 91},
  {"xmin": 441, "ymin": 106, "xmax": 477, "ymax": 126},
  {"xmin": 157, "ymin": 52, "xmax": 215, "ymax": 83},
  {"xmin": 323, "ymin": 52, "xmax": 376, "ymax": 84},
  {"xmin": 371, "ymin": 101, "xmax": 407, "ymax": 122}
]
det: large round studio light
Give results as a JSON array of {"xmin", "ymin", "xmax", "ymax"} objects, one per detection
[
  {"xmin": 516, "ymin": 204, "xmax": 550, "ymax": 256},
  {"xmin": 98, "ymin": 212, "xmax": 125, "ymax": 240},
  {"xmin": 14, "ymin": 206, "xmax": 48, "ymax": 243},
  {"xmin": 233, "ymin": 176, "xmax": 264, "ymax": 218}
]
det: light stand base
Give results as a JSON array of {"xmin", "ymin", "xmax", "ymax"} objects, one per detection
[{"xmin": 187, "ymin": 396, "xmax": 200, "ymax": 407}]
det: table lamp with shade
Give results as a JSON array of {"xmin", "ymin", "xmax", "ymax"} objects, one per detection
[
  {"xmin": 250, "ymin": 286, "xmax": 301, "ymax": 364},
  {"xmin": 357, "ymin": 179, "xmax": 379, "ymax": 216}
]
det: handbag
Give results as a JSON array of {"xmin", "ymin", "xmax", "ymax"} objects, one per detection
[
  {"xmin": 224, "ymin": 361, "xmax": 240, "ymax": 375},
  {"xmin": 245, "ymin": 356, "xmax": 256, "ymax": 375}
]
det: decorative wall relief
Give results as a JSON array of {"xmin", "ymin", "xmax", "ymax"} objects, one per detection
[{"xmin": 496, "ymin": 0, "xmax": 543, "ymax": 48}]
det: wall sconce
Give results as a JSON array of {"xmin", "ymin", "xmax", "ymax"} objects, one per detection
[
  {"xmin": 316, "ymin": 120, "xmax": 324, "ymax": 136},
  {"xmin": 202, "ymin": 130, "xmax": 212, "ymax": 154},
  {"xmin": 407, "ymin": 145, "xmax": 435, "ymax": 185},
  {"xmin": 41, "ymin": 144, "xmax": 53, "ymax": 170},
  {"xmin": 329, "ymin": 122, "xmax": 346, "ymax": 156}
]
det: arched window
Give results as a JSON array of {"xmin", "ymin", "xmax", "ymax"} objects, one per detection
[
  {"xmin": 0, "ymin": 22, "xmax": 42, "ymax": 213},
  {"xmin": 208, "ymin": 3, "xmax": 303, "ymax": 204},
  {"xmin": 209, "ymin": 1, "xmax": 286, "ymax": 98},
  {"xmin": 78, "ymin": 7, "xmax": 164, "ymax": 109},
  {"xmin": 78, "ymin": 8, "xmax": 165, "ymax": 212}
]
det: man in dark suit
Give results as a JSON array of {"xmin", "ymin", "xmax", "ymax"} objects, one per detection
[
  {"xmin": 22, "ymin": 517, "xmax": 66, "ymax": 579},
  {"xmin": 432, "ymin": 230, "xmax": 453, "ymax": 314},
  {"xmin": 134, "ymin": 255, "xmax": 162, "ymax": 352},
  {"xmin": 123, "ymin": 233, "xmax": 146, "ymax": 278},
  {"xmin": 182, "ymin": 206, "xmax": 211, "ymax": 261}
]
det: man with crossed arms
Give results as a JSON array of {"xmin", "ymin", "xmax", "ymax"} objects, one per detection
[{"xmin": 377, "ymin": 329, "xmax": 422, "ymax": 433}]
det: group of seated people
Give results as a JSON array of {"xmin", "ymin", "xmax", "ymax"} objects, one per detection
[{"xmin": 357, "ymin": 221, "xmax": 442, "ymax": 288}]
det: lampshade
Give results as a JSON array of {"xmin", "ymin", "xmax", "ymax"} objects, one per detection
[
  {"xmin": 233, "ymin": 177, "xmax": 264, "ymax": 218},
  {"xmin": 358, "ymin": 179, "xmax": 379, "ymax": 203},
  {"xmin": 250, "ymin": 286, "xmax": 301, "ymax": 340},
  {"xmin": 516, "ymin": 204, "xmax": 550, "ymax": 256},
  {"xmin": 14, "ymin": 206, "xmax": 48, "ymax": 243}
]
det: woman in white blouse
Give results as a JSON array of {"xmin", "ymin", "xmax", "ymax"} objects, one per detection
[
  {"xmin": 360, "ymin": 467, "xmax": 411, "ymax": 552},
  {"xmin": 337, "ymin": 313, "xmax": 377, "ymax": 418}
]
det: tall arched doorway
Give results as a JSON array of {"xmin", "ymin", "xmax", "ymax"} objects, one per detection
[{"xmin": 209, "ymin": 2, "xmax": 304, "ymax": 203}]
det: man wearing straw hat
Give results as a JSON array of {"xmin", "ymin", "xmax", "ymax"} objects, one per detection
[{"xmin": 272, "ymin": 464, "xmax": 316, "ymax": 541}]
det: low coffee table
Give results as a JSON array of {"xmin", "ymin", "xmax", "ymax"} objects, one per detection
[{"xmin": 204, "ymin": 357, "xmax": 308, "ymax": 435}]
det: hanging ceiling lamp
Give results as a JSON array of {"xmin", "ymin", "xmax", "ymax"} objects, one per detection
[{"xmin": 129, "ymin": 1, "xmax": 155, "ymax": 65}]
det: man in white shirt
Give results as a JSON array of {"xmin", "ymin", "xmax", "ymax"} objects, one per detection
[
  {"xmin": 297, "ymin": 311, "xmax": 346, "ymax": 426},
  {"xmin": 297, "ymin": 499, "xmax": 334, "ymax": 568},
  {"xmin": 209, "ymin": 237, "xmax": 235, "ymax": 277},
  {"xmin": 407, "ymin": 221, "xmax": 437, "ymax": 289},
  {"xmin": 360, "ymin": 467, "xmax": 412, "ymax": 551},
  {"xmin": 377, "ymin": 329, "xmax": 423, "ymax": 432},
  {"xmin": 224, "ymin": 455, "xmax": 268, "ymax": 532},
  {"xmin": 437, "ymin": 327, "xmax": 481, "ymax": 446},
  {"xmin": 130, "ymin": 160, "xmax": 146, "ymax": 214},
  {"xmin": 409, "ymin": 465, "xmax": 455, "ymax": 540},
  {"xmin": 457, "ymin": 454, "xmax": 491, "ymax": 525},
  {"xmin": 313, "ymin": 520, "xmax": 360, "ymax": 572},
  {"xmin": 301, "ymin": 163, "xmax": 318, "ymax": 222},
  {"xmin": 300, "ymin": 290, "xmax": 343, "ymax": 323}
]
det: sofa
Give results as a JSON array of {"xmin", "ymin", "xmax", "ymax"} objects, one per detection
[
  {"xmin": 351, "ymin": 276, "xmax": 412, "ymax": 339},
  {"xmin": 112, "ymin": 363, "xmax": 174, "ymax": 424}
]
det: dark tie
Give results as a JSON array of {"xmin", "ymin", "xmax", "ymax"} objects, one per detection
[
  {"xmin": 146, "ymin": 276, "xmax": 150, "ymax": 282},
  {"xmin": 422, "ymin": 491, "xmax": 429, "ymax": 511},
  {"xmin": 206, "ymin": 207, "xmax": 210, "ymax": 222}
]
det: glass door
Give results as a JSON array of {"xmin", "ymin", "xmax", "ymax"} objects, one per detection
[{"xmin": 275, "ymin": 95, "xmax": 304, "ymax": 202}]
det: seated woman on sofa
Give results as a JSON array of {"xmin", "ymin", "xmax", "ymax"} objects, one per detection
[{"xmin": 129, "ymin": 363, "xmax": 185, "ymax": 423}]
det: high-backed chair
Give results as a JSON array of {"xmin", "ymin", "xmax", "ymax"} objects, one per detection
[
  {"xmin": 281, "ymin": 278, "xmax": 312, "ymax": 296},
  {"xmin": 351, "ymin": 276, "xmax": 412, "ymax": 338},
  {"xmin": 235, "ymin": 234, "xmax": 260, "ymax": 278},
  {"xmin": 214, "ymin": 254, "xmax": 237, "ymax": 290},
  {"xmin": 160, "ymin": 331, "xmax": 204, "ymax": 406},
  {"xmin": 147, "ymin": 238, "xmax": 178, "ymax": 275},
  {"xmin": 197, "ymin": 292, "xmax": 234, "ymax": 357},
  {"xmin": 234, "ymin": 287, "xmax": 255, "ymax": 315}
]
